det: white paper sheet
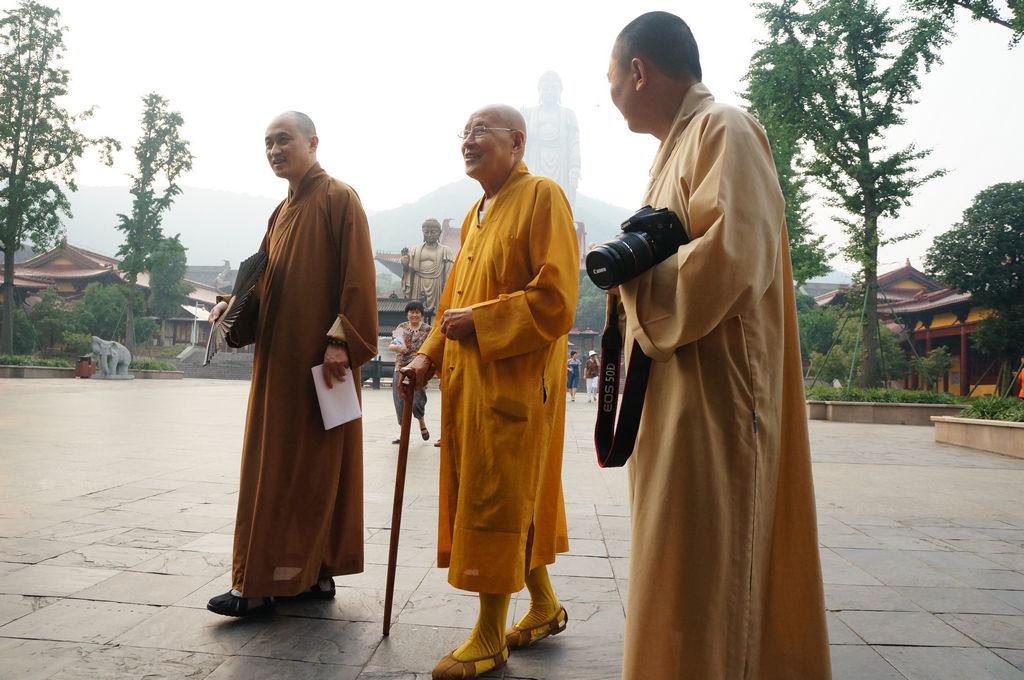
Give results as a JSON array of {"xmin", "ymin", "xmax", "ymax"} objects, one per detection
[{"xmin": 311, "ymin": 365, "xmax": 362, "ymax": 430}]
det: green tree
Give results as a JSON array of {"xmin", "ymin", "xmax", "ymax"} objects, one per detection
[
  {"xmin": 971, "ymin": 307, "xmax": 1024, "ymax": 393},
  {"xmin": 744, "ymin": 69, "xmax": 830, "ymax": 285},
  {"xmin": 914, "ymin": 346, "xmax": 953, "ymax": 389},
  {"xmin": 908, "ymin": 0, "xmax": 1024, "ymax": 42},
  {"xmin": 71, "ymin": 282, "xmax": 145, "ymax": 342},
  {"xmin": 574, "ymin": 272, "xmax": 606, "ymax": 331},
  {"xmin": 115, "ymin": 93, "xmax": 194, "ymax": 284},
  {"xmin": 747, "ymin": 0, "xmax": 948, "ymax": 386},
  {"xmin": 27, "ymin": 287, "xmax": 72, "ymax": 350},
  {"xmin": 6, "ymin": 305, "xmax": 36, "ymax": 354},
  {"xmin": 0, "ymin": 1, "xmax": 118, "ymax": 354},
  {"xmin": 147, "ymin": 235, "xmax": 194, "ymax": 318},
  {"xmin": 798, "ymin": 306, "xmax": 840, "ymax": 364},
  {"xmin": 926, "ymin": 181, "xmax": 1024, "ymax": 392},
  {"xmin": 806, "ymin": 308, "xmax": 905, "ymax": 385}
]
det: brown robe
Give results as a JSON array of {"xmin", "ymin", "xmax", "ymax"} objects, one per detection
[
  {"xmin": 619, "ymin": 84, "xmax": 831, "ymax": 678},
  {"xmin": 231, "ymin": 163, "xmax": 377, "ymax": 597},
  {"xmin": 418, "ymin": 162, "xmax": 579, "ymax": 593}
]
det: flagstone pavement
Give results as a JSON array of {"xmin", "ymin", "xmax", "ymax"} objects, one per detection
[{"xmin": 0, "ymin": 377, "xmax": 1022, "ymax": 679}]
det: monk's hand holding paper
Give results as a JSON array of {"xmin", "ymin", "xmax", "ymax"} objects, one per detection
[
  {"xmin": 439, "ymin": 307, "xmax": 475, "ymax": 341},
  {"xmin": 403, "ymin": 354, "xmax": 435, "ymax": 390},
  {"xmin": 208, "ymin": 300, "xmax": 228, "ymax": 324},
  {"xmin": 322, "ymin": 344, "xmax": 350, "ymax": 388}
]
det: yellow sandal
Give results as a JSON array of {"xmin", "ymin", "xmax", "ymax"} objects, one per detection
[
  {"xmin": 431, "ymin": 645, "xmax": 509, "ymax": 679},
  {"xmin": 505, "ymin": 605, "xmax": 568, "ymax": 649}
]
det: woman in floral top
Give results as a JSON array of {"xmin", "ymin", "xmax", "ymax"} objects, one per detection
[{"xmin": 388, "ymin": 300, "xmax": 432, "ymax": 442}]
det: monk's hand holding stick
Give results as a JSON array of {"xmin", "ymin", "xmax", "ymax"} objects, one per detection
[
  {"xmin": 403, "ymin": 354, "xmax": 435, "ymax": 391},
  {"xmin": 322, "ymin": 343, "xmax": 350, "ymax": 389},
  {"xmin": 439, "ymin": 307, "xmax": 475, "ymax": 341},
  {"xmin": 208, "ymin": 300, "xmax": 228, "ymax": 324}
]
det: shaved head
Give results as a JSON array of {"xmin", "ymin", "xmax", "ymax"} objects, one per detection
[
  {"xmin": 613, "ymin": 11, "xmax": 702, "ymax": 82},
  {"xmin": 273, "ymin": 111, "xmax": 317, "ymax": 139},
  {"xmin": 471, "ymin": 104, "xmax": 526, "ymax": 161},
  {"xmin": 461, "ymin": 104, "xmax": 527, "ymax": 194},
  {"xmin": 476, "ymin": 104, "xmax": 526, "ymax": 134}
]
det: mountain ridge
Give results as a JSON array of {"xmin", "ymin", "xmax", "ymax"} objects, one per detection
[{"xmin": 61, "ymin": 182, "xmax": 634, "ymax": 267}]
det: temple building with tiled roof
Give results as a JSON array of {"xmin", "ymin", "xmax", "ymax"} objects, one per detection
[{"xmin": 813, "ymin": 260, "xmax": 996, "ymax": 396}]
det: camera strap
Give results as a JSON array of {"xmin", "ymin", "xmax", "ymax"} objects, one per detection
[{"xmin": 594, "ymin": 295, "xmax": 652, "ymax": 468}]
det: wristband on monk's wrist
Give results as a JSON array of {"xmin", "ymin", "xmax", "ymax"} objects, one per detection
[{"xmin": 326, "ymin": 337, "xmax": 348, "ymax": 348}]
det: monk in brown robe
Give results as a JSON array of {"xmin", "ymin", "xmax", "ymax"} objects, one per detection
[
  {"xmin": 607, "ymin": 13, "xmax": 831, "ymax": 679},
  {"xmin": 406, "ymin": 105, "xmax": 579, "ymax": 679},
  {"xmin": 206, "ymin": 111, "xmax": 377, "ymax": 616}
]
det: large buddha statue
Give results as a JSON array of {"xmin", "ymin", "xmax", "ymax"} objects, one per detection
[
  {"xmin": 401, "ymin": 218, "xmax": 454, "ymax": 314},
  {"xmin": 521, "ymin": 71, "xmax": 581, "ymax": 208}
]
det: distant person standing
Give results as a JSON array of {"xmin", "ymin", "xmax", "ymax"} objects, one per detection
[
  {"xmin": 206, "ymin": 111, "xmax": 377, "ymax": 616},
  {"xmin": 1017, "ymin": 357, "xmax": 1024, "ymax": 400},
  {"xmin": 566, "ymin": 350, "xmax": 581, "ymax": 402},
  {"xmin": 584, "ymin": 350, "xmax": 600, "ymax": 402},
  {"xmin": 388, "ymin": 300, "xmax": 432, "ymax": 442}
]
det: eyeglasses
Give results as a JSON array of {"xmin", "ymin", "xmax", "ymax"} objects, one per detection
[{"xmin": 457, "ymin": 126, "xmax": 518, "ymax": 140}]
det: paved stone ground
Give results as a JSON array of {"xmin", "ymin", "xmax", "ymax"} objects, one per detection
[{"xmin": 0, "ymin": 378, "xmax": 1022, "ymax": 679}]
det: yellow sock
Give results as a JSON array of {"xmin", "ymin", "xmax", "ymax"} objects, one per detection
[
  {"xmin": 515, "ymin": 565, "xmax": 562, "ymax": 630},
  {"xmin": 452, "ymin": 593, "xmax": 511, "ymax": 674}
]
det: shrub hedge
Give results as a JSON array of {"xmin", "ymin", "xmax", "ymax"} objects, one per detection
[
  {"xmin": 0, "ymin": 355, "xmax": 73, "ymax": 368},
  {"xmin": 958, "ymin": 397, "xmax": 1024, "ymax": 423},
  {"xmin": 804, "ymin": 386, "xmax": 960, "ymax": 404},
  {"xmin": 130, "ymin": 358, "xmax": 178, "ymax": 371}
]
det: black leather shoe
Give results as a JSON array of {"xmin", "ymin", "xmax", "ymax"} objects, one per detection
[{"xmin": 207, "ymin": 591, "xmax": 274, "ymax": 617}]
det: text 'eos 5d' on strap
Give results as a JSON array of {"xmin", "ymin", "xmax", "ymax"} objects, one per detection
[{"xmin": 594, "ymin": 297, "xmax": 653, "ymax": 468}]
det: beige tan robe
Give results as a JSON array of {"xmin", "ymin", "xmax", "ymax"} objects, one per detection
[
  {"xmin": 418, "ymin": 162, "xmax": 579, "ymax": 593},
  {"xmin": 619, "ymin": 84, "xmax": 831, "ymax": 679},
  {"xmin": 231, "ymin": 164, "xmax": 377, "ymax": 597}
]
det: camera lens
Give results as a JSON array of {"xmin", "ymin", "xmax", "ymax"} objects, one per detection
[{"xmin": 585, "ymin": 232, "xmax": 654, "ymax": 289}]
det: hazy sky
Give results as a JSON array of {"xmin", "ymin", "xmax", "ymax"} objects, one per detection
[{"xmin": 6, "ymin": 0, "xmax": 1023, "ymax": 273}]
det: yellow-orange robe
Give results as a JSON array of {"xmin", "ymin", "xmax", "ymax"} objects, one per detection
[
  {"xmin": 231, "ymin": 164, "xmax": 377, "ymax": 597},
  {"xmin": 418, "ymin": 161, "xmax": 579, "ymax": 594},
  {"xmin": 619, "ymin": 84, "xmax": 831, "ymax": 678}
]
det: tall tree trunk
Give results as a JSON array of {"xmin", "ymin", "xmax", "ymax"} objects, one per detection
[
  {"xmin": 124, "ymin": 304, "xmax": 135, "ymax": 351},
  {"xmin": 1, "ymin": 247, "xmax": 15, "ymax": 355},
  {"xmin": 860, "ymin": 216, "xmax": 881, "ymax": 387}
]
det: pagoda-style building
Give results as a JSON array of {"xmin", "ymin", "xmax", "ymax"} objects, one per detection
[
  {"xmin": 1, "ymin": 243, "xmax": 223, "ymax": 347},
  {"xmin": 814, "ymin": 261, "xmax": 996, "ymax": 396}
]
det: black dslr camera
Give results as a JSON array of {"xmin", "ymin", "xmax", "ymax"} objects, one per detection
[{"xmin": 585, "ymin": 205, "xmax": 689, "ymax": 290}]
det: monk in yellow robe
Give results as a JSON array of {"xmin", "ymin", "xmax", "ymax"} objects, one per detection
[
  {"xmin": 607, "ymin": 13, "xmax": 831, "ymax": 679},
  {"xmin": 406, "ymin": 105, "xmax": 579, "ymax": 679},
  {"xmin": 206, "ymin": 111, "xmax": 377, "ymax": 616}
]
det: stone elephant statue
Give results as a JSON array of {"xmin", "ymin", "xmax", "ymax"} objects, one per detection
[{"xmin": 91, "ymin": 336, "xmax": 132, "ymax": 378}]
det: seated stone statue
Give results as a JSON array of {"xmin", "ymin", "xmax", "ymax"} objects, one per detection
[{"xmin": 91, "ymin": 336, "xmax": 133, "ymax": 379}]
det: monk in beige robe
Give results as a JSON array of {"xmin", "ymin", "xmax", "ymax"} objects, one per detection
[
  {"xmin": 206, "ymin": 111, "xmax": 377, "ymax": 616},
  {"xmin": 607, "ymin": 13, "xmax": 831, "ymax": 679},
  {"xmin": 406, "ymin": 105, "xmax": 579, "ymax": 680}
]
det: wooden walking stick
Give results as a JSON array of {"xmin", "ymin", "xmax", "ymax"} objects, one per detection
[{"xmin": 383, "ymin": 372, "xmax": 415, "ymax": 636}]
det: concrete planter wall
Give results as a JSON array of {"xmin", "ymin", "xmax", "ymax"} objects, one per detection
[
  {"xmin": 806, "ymin": 400, "xmax": 965, "ymax": 426},
  {"xmin": 131, "ymin": 369, "xmax": 184, "ymax": 380},
  {"xmin": 0, "ymin": 365, "xmax": 183, "ymax": 380},
  {"xmin": 0, "ymin": 366, "xmax": 75, "ymax": 379},
  {"xmin": 932, "ymin": 416, "xmax": 1024, "ymax": 459}
]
